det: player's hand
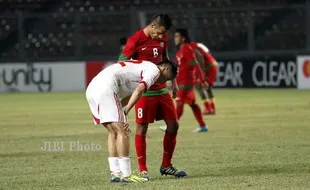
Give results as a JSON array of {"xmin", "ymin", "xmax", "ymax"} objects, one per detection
[
  {"xmin": 124, "ymin": 123, "xmax": 131, "ymax": 133},
  {"xmin": 123, "ymin": 106, "xmax": 128, "ymax": 116},
  {"xmin": 172, "ymin": 88, "xmax": 178, "ymax": 99}
]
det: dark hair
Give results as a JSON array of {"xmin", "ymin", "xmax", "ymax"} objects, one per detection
[
  {"xmin": 159, "ymin": 60, "xmax": 178, "ymax": 79},
  {"xmin": 120, "ymin": 36, "xmax": 127, "ymax": 45},
  {"xmin": 150, "ymin": 14, "xmax": 172, "ymax": 30},
  {"xmin": 175, "ymin": 28, "xmax": 191, "ymax": 43}
]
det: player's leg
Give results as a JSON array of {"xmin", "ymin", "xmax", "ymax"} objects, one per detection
[
  {"xmin": 110, "ymin": 122, "xmax": 148, "ymax": 183},
  {"xmin": 111, "ymin": 122, "xmax": 130, "ymax": 177},
  {"xmin": 134, "ymin": 96, "xmax": 157, "ymax": 179},
  {"xmin": 205, "ymin": 67, "xmax": 217, "ymax": 115},
  {"xmin": 135, "ymin": 123, "xmax": 149, "ymax": 173},
  {"xmin": 206, "ymin": 85, "xmax": 215, "ymax": 113},
  {"xmin": 158, "ymin": 93, "xmax": 187, "ymax": 177},
  {"xmin": 104, "ymin": 123, "xmax": 121, "ymax": 182},
  {"xmin": 195, "ymin": 82, "xmax": 207, "ymax": 100},
  {"xmin": 95, "ymin": 92, "xmax": 146, "ymax": 183},
  {"xmin": 86, "ymin": 90, "xmax": 122, "ymax": 182},
  {"xmin": 195, "ymin": 80, "xmax": 211, "ymax": 113},
  {"xmin": 186, "ymin": 90, "xmax": 208, "ymax": 132},
  {"xmin": 176, "ymin": 99, "xmax": 185, "ymax": 120}
]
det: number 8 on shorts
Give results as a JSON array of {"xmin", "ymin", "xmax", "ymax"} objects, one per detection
[{"xmin": 137, "ymin": 108, "xmax": 143, "ymax": 118}]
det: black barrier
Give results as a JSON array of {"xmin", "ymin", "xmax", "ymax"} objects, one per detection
[{"xmin": 214, "ymin": 57, "xmax": 297, "ymax": 88}]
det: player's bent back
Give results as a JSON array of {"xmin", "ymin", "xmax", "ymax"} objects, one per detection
[{"xmin": 86, "ymin": 60, "xmax": 160, "ymax": 101}]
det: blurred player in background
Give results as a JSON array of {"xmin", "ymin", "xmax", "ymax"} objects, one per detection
[
  {"xmin": 191, "ymin": 41, "xmax": 218, "ymax": 115},
  {"xmin": 86, "ymin": 60, "xmax": 178, "ymax": 183},
  {"xmin": 173, "ymin": 28, "xmax": 209, "ymax": 132},
  {"xmin": 119, "ymin": 14, "xmax": 187, "ymax": 179}
]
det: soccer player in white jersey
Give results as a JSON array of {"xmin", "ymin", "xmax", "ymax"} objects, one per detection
[{"xmin": 85, "ymin": 60, "xmax": 178, "ymax": 183}]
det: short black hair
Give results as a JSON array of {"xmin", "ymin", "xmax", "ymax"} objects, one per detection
[
  {"xmin": 120, "ymin": 36, "xmax": 127, "ymax": 46},
  {"xmin": 159, "ymin": 60, "xmax": 178, "ymax": 79},
  {"xmin": 175, "ymin": 28, "xmax": 191, "ymax": 43},
  {"xmin": 150, "ymin": 14, "xmax": 172, "ymax": 30}
]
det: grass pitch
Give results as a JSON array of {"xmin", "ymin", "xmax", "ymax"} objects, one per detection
[{"xmin": 0, "ymin": 89, "xmax": 310, "ymax": 190}]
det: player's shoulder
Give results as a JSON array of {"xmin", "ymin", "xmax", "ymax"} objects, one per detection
[
  {"xmin": 128, "ymin": 29, "xmax": 144, "ymax": 40},
  {"xmin": 162, "ymin": 33, "xmax": 169, "ymax": 42},
  {"xmin": 190, "ymin": 42, "xmax": 198, "ymax": 48},
  {"xmin": 196, "ymin": 42, "xmax": 210, "ymax": 53},
  {"xmin": 183, "ymin": 43, "xmax": 194, "ymax": 52}
]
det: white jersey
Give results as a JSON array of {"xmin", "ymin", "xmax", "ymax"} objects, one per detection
[{"xmin": 86, "ymin": 60, "xmax": 160, "ymax": 100}]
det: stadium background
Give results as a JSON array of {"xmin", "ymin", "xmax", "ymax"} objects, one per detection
[
  {"xmin": 1, "ymin": 0, "xmax": 310, "ymax": 91},
  {"xmin": 1, "ymin": 1, "xmax": 310, "ymax": 189}
]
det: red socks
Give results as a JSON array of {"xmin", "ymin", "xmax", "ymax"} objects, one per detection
[
  {"xmin": 204, "ymin": 100, "xmax": 216, "ymax": 113},
  {"xmin": 135, "ymin": 134, "xmax": 147, "ymax": 172},
  {"xmin": 190, "ymin": 104, "xmax": 206, "ymax": 126},
  {"xmin": 211, "ymin": 102, "xmax": 215, "ymax": 111},
  {"xmin": 204, "ymin": 101, "xmax": 211, "ymax": 112},
  {"xmin": 162, "ymin": 132, "xmax": 177, "ymax": 168}
]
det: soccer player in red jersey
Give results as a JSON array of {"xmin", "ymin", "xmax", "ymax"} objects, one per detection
[
  {"xmin": 191, "ymin": 42, "xmax": 218, "ymax": 115},
  {"xmin": 174, "ymin": 28, "xmax": 209, "ymax": 132},
  {"xmin": 118, "ymin": 14, "xmax": 186, "ymax": 179}
]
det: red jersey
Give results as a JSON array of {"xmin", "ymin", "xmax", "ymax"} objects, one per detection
[
  {"xmin": 119, "ymin": 29, "xmax": 168, "ymax": 91},
  {"xmin": 176, "ymin": 43, "xmax": 204, "ymax": 87},
  {"xmin": 190, "ymin": 42, "xmax": 217, "ymax": 70}
]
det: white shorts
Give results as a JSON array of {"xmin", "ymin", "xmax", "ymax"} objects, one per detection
[{"xmin": 86, "ymin": 87, "xmax": 126, "ymax": 125}]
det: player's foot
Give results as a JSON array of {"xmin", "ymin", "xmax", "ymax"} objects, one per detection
[
  {"xmin": 120, "ymin": 174, "xmax": 149, "ymax": 183},
  {"xmin": 160, "ymin": 165, "xmax": 187, "ymax": 178},
  {"xmin": 159, "ymin": 126, "xmax": 167, "ymax": 132},
  {"xmin": 192, "ymin": 126, "xmax": 208, "ymax": 132},
  {"xmin": 203, "ymin": 110, "xmax": 216, "ymax": 115},
  {"xmin": 138, "ymin": 171, "xmax": 151, "ymax": 180},
  {"xmin": 110, "ymin": 173, "xmax": 121, "ymax": 183}
]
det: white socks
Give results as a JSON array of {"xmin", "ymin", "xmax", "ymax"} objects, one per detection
[
  {"xmin": 119, "ymin": 157, "xmax": 131, "ymax": 177},
  {"xmin": 108, "ymin": 157, "xmax": 120, "ymax": 175},
  {"xmin": 108, "ymin": 157, "xmax": 132, "ymax": 177}
]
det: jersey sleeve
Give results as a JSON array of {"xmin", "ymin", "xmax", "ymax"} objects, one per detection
[
  {"xmin": 118, "ymin": 34, "xmax": 138, "ymax": 61},
  {"xmin": 140, "ymin": 67, "xmax": 161, "ymax": 92},
  {"xmin": 205, "ymin": 52, "xmax": 217, "ymax": 65}
]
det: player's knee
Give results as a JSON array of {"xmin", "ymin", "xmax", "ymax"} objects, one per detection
[
  {"xmin": 136, "ymin": 123, "xmax": 148, "ymax": 135},
  {"xmin": 166, "ymin": 121, "xmax": 179, "ymax": 135},
  {"xmin": 111, "ymin": 123, "xmax": 126, "ymax": 134}
]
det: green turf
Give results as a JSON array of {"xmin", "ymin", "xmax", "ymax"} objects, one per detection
[{"xmin": 1, "ymin": 90, "xmax": 310, "ymax": 190}]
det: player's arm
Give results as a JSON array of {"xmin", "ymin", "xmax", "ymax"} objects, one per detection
[
  {"xmin": 193, "ymin": 61, "xmax": 207, "ymax": 86},
  {"xmin": 206, "ymin": 52, "xmax": 218, "ymax": 66},
  {"xmin": 121, "ymin": 95, "xmax": 131, "ymax": 107},
  {"xmin": 124, "ymin": 69, "xmax": 160, "ymax": 115},
  {"xmin": 188, "ymin": 49, "xmax": 207, "ymax": 85},
  {"xmin": 123, "ymin": 83, "xmax": 146, "ymax": 115},
  {"xmin": 118, "ymin": 35, "xmax": 137, "ymax": 61}
]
